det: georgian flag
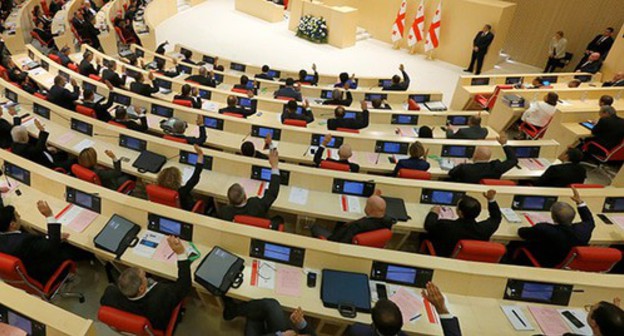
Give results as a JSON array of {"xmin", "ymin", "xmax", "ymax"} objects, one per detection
[
  {"xmin": 407, "ymin": 0, "xmax": 425, "ymax": 47},
  {"xmin": 424, "ymin": 1, "xmax": 442, "ymax": 52},
  {"xmin": 391, "ymin": 0, "xmax": 407, "ymax": 42}
]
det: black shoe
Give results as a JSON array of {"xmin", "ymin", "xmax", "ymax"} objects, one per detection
[
  {"xmin": 463, "ymin": 69, "xmax": 473, "ymax": 72},
  {"xmin": 475, "ymin": 72, "xmax": 481, "ymax": 75},
  {"xmin": 222, "ymin": 297, "xmax": 238, "ymax": 321}
]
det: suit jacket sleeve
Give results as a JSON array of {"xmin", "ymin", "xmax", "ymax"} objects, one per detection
[
  {"xmin": 574, "ymin": 205, "xmax": 595, "ymax": 243},
  {"xmin": 400, "ymin": 70, "xmax": 410, "ymax": 90},
  {"xmin": 344, "ymin": 91, "xmax": 353, "ymax": 106},
  {"xmin": 327, "ymin": 118, "xmax": 337, "ymax": 130},
  {"xmin": 591, "ymin": 118, "xmax": 606, "ymax": 137},
  {"xmin": 69, "ymin": 86, "xmax": 80, "ymax": 100},
  {"xmin": 137, "ymin": 116, "xmax": 148, "ymax": 132},
  {"xmin": 481, "ymin": 201, "xmax": 502, "ymax": 236},
  {"xmin": 29, "ymin": 222, "xmax": 62, "ymax": 256},
  {"xmin": 495, "ymin": 146, "xmax": 518, "ymax": 175},
  {"xmin": 518, "ymin": 224, "xmax": 543, "ymax": 241},
  {"xmin": 424, "ymin": 212, "xmax": 441, "ymax": 233},
  {"xmin": 441, "ymin": 317, "xmax": 462, "ymax": 336},
  {"xmin": 187, "ymin": 126, "xmax": 206, "ymax": 145},
  {"xmin": 163, "ymin": 259, "xmax": 192, "ymax": 304},
  {"xmin": 101, "ymin": 92, "xmax": 115, "ymax": 110},
  {"xmin": 304, "ymin": 108, "xmax": 314, "ymax": 123},
  {"xmin": 96, "ymin": 159, "xmax": 124, "ymax": 182},
  {"xmin": 358, "ymin": 109, "xmax": 370, "ymax": 129},
  {"xmin": 35, "ymin": 131, "xmax": 49, "ymax": 153},
  {"xmin": 178, "ymin": 162, "xmax": 202, "ymax": 198},
  {"xmin": 313, "ymin": 146, "xmax": 325, "ymax": 166},
  {"xmin": 534, "ymin": 166, "xmax": 555, "ymax": 186},
  {"xmin": 448, "ymin": 164, "xmax": 464, "ymax": 181},
  {"xmin": 260, "ymin": 173, "xmax": 280, "ymax": 211}
]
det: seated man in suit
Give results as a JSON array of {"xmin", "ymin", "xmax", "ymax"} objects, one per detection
[
  {"xmin": 602, "ymin": 71, "xmax": 624, "ymax": 87},
  {"xmin": 575, "ymin": 52, "xmax": 603, "ymax": 74},
  {"xmin": 0, "ymin": 104, "xmax": 21, "ymax": 149},
  {"xmin": 311, "ymin": 194, "xmax": 396, "ymax": 243},
  {"xmin": 100, "ymin": 236, "xmax": 191, "ymax": 331},
  {"xmin": 424, "ymin": 190, "xmax": 501, "ymax": 257},
  {"xmin": 600, "ymin": 95, "xmax": 614, "ymax": 107},
  {"xmin": 446, "ymin": 115, "xmax": 488, "ymax": 140},
  {"xmin": 240, "ymin": 133, "xmax": 272, "ymax": 159},
  {"xmin": 151, "ymin": 58, "xmax": 180, "ymax": 78},
  {"xmin": 0, "ymin": 200, "xmax": 73, "ymax": 284},
  {"xmin": 515, "ymin": 187, "xmax": 594, "ymax": 268},
  {"xmin": 371, "ymin": 98, "xmax": 391, "ymax": 110},
  {"xmin": 185, "ymin": 66, "xmax": 216, "ymax": 88},
  {"xmin": 334, "ymin": 72, "xmax": 356, "ymax": 88},
  {"xmin": 583, "ymin": 298, "xmax": 624, "ymax": 336},
  {"xmin": 166, "ymin": 115, "xmax": 207, "ymax": 145},
  {"xmin": 448, "ymin": 134, "xmax": 517, "ymax": 184},
  {"xmin": 11, "ymin": 120, "xmax": 57, "ymax": 169},
  {"xmin": 130, "ymin": 71, "xmax": 159, "ymax": 97},
  {"xmin": 222, "ymin": 299, "xmax": 315, "ymax": 336},
  {"xmin": 47, "ymin": 75, "xmax": 80, "ymax": 111},
  {"xmin": 313, "ymin": 134, "xmax": 359, "ymax": 172},
  {"xmin": 78, "ymin": 50, "xmax": 101, "ymax": 77},
  {"xmin": 173, "ymin": 84, "xmax": 201, "ymax": 108},
  {"xmin": 327, "ymin": 101, "xmax": 370, "ymax": 131},
  {"xmin": 281, "ymin": 99, "xmax": 314, "ymax": 124},
  {"xmin": 218, "ymin": 95, "xmax": 255, "ymax": 118},
  {"xmin": 255, "ymin": 65, "xmax": 275, "ymax": 80},
  {"xmin": 233, "ymin": 75, "xmax": 255, "ymax": 93},
  {"xmin": 323, "ymin": 87, "xmax": 353, "ymax": 106},
  {"xmin": 180, "ymin": 49, "xmax": 195, "ymax": 65},
  {"xmin": 101, "ymin": 59, "xmax": 127, "ymax": 89},
  {"xmin": 112, "ymin": 106, "xmax": 148, "ymax": 132},
  {"xmin": 296, "ymin": 63, "xmax": 318, "ymax": 86},
  {"xmin": 534, "ymin": 148, "xmax": 586, "ymax": 187},
  {"xmin": 273, "ymin": 78, "xmax": 302, "ymax": 101},
  {"xmin": 33, "ymin": 20, "xmax": 58, "ymax": 50},
  {"xmin": 383, "ymin": 64, "xmax": 410, "ymax": 91},
  {"xmin": 392, "ymin": 141, "xmax": 429, "ymax": 176},
  {"xmin": 584, "ymin": 105, "xmax": 624, "ymax": 157},
  {"xmin": 80, "ymin": 82, "xmax": 114, "ymax": 122},
  {"xmin": 218, "ymin": 150, "xmax": 281, "ymax": 222},
  {"xmin": 56, "ymin": 46, "xmax": 75, "ymax": 67}
]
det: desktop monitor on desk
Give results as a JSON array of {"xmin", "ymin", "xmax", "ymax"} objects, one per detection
[
  {"xmin": 471, "ymin": 78, "xmax": 490, "ymax": 86},
  {"xmin": 0, "ymin": 304, "xmax": 46, "ymax": 336},
  {"xmin": 420, "ymin": 189, "xmax": 465, "ymax": 206},
  {"xmin": 391, "ymin": 114, "xmax": 418, "ymax": 125},
  {"xmin": 441, "ymin": 145, "xmax": 475, "ymax": 158}
]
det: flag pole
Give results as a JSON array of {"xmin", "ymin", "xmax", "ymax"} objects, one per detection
[
  {"xmin": 393, "ymin": 41, "xmax": 401, "ymax": 50},
  {"xmin": 426, "ymin": 51, "xmax": 434, "ymax": 60},
  {"xmin": 409, "ymin": 45, "xmax": 417, "ymax": 55}
]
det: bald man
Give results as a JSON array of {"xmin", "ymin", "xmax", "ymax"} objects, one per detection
[
  {"xmin": 514, "ymin": 187, "xmax": 594, "ymax": 267},
  {"xmin": 311, "ymin": 195, "xmax": 397, "ymax": 243},
  {"xmin": 445, "ymin": 115, "xmax": 488, "ymax": 140},
  {"xmin": 327, "ymin": 101, "xmax": 370, "ymax": 131},
  {"xmin": 448, "ymin": 134, "xmax": 517, "ymax": 184},
  {"xmin": 218, "ymin": 95, "xmax": 255, "ymax": 118},
  {"xmin": 313, "ymin": 134, "xmax": 360, "ymax": 172},
  {"xmin": 185, "ymin": 66, "xmax": 217, "ymax": 88},
  {"xmin": 575, "ymin": 52, "xmax": 603, "ymax": 74},
  {"xmin": 603, "ymin": 72, "xmax": 624, "ymax": 87}
]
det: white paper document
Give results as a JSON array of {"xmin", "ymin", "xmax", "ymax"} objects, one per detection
[
  {"xmin": 501, "ymin": 305, "xmax": 534, "ymax": 331},
  {"xmin": 501, "ymin": 208, "xmax": 522, "ymax": 223},
  {"xmin": 288, "ymin": 187, "xmax": 309, "ymax": 205},
  {"xmin": 72, "ymin": 139, "xmax": 95, "ymax": 152},
  {"xmin": 133, "ymin": 231, "xmax": 165, "ymax": 258}
]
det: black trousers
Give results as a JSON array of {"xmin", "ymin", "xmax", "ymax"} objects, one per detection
[
  {"xmin": 236, "ymin": 299, "xmax": 290, "ymax": 336},
  {"xmin": 544, "ymin": 57, "xmax": 562, "ymax": 73},
  {"xmin": 468, "ymin": 51, "xmax": 487, "ymax": 74}
]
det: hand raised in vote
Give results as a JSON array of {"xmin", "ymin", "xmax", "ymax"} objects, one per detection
[
  {"xmin": 497, "ymin": 133, "xmax": 508, "ymax": 146},
  {"xmin": 614, "ymin": 297, "xmax": 621, "ymax": 307},
  {"xmin": 34, "ymin": 118, "xmax": 45, "ymax": 131},
  {"xmin": 311, "ymin": 63, "xmax": 317, "ymax": 71},
  {"xmin": 570, "ymin": 186, "xmax": 582, "ymax": 205},
  {"xmin": 166, "ymin": 236, "xmax": 186, "ymax": 255},
  {"xmin": 430, "ymin": 206, "xmax": 441, "ymax": 215},
  {"xmin": 70, "ymin": 78, "xmax": 78, "ymax": 87},
  {"xmin": 7, "ymin": 107, "xmax": 17, "ymax": 116},
  {"xmin": 360, "ymin": 100, "xmax": 368, "ymax": 110},
  {"xmin": 483, "ymin": 189, "xmax": 496, "ymax": 201},
  {"xmin": 321, "ymin": 134, "xmax": 332, "ymax": 147},
  {"xmin": 246, "ymin": 90, "xmax": 254, "ymax": 98},
  {"xmin": 196, "ymin": 115, "xmax": 203, "ymax": 126},
  {"xmin": 421, "ymin": 282, "xmax": 450, "ymax": 315},
  {"xmin": 303, "ymin": 99, "xmax": 309, "ymax": 109},
  {"xmin": 104, "ymin": 80, "xmax": 114, "ymax": 91},
  {"xmin": 399, "ymin": 64, "xmax": 404, "ymax": 71},
  {"xmin": 37, "ymin": 200, "xmax": 53, "ymax": 217},
  {"xmin": 193, "ymin": 144, "xmax": 204, "ymax": 163},
  {"xmin": 264, "ymin": 132, "xmax": 273, "ymax": 148},
  {"xmin": 191, "ymin": 87, "xmax": 198, "ymax": 96},
  {"xmin": 147, "ymin": 71, "xmax": 155, "ymax": 80},
  {"xmin": 268, "ymin": 149, "xmax": 279, "ymax": 169},
  {"xmin": 104, "ymin": 150, "xmax": 116, "ymax": 161},
  {"xmin": 62, "ymin": 232, "xmax": 70, "ymax": 240},
  {"xmin": 290, "ymin": 307, "xmax": 305, "ymax": 325},
  {"xmin": 0, "ymin": 187, "xmax": 9, "ymax": 193}
]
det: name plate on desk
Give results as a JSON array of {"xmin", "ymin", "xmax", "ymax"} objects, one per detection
[
  {"xmin": 364, "ymin": 93, "xmax": 387, "ymax": 101},
  {"xmin": 251, "ymin": 125, "xmax": 281, "ymax": 141},
  {"xmin": 441, "ymin": 145, "xmax": 475, "ymax": 158},
  {"xmin": 198, "ymin": 89, "xmax": 212, "ymax": 100},
  {"xmin": 70, "ymin": 118, "xmax": 93, "ymax": 136},
  {"xmin": 4, "ymin": 162, "xmax": 30, "ymax": 185},
  {"xmin": 504, "ymin": 279, "xmax": 573, "ymax": 306},
  {"xmin": 332, "ymin": 178, "xmax": 375, "ymax": 197},
  {"xmin": 471, "ymin": 78, "xmax": 490, "ymax": 86},
  {"xmin": 310, "ymin": 134, "xmax": 343, "ymax": 148},
  {"xmin": 251, "ymin": 165, "xmax": 289, "ymax": 185},
  {"xmin": 230, "ymin": 62, "xmax": 247, "ymax": 72},
  {"xmin": 180, "ymin": 150, "xmax": 213, "ymax": 170},
  {"xmin": 33, "ymin": 103, "xmax": 50, "ymax": 119},
  {"xmin": 420, "ymin": 188, "xmax": 464, "ymax": 206},
  {"xmin": 409, "ymin": 94, "xmax": 431, "ymax": 103},
  {"xmin": 202, "ymin": 116, "xmax": 224, "ymax": 130},
  {"xmin": 391, "ymin": 114, "xmax": 418, "ymax": 125},
  {"xmin": 112, "ymin": 92, "xmax": 131, "ymax": 106},
  {"xmin": 0, "ymin": 304, "xmax": 46, "ymax": 336},
  {"xmin": 249, "ymin": 239, "xmax": 305, "ymax": 267},
  {"xmin": 148, "ymin": 213, "xmax": 193, "ymax": 241},
  {"xmin": 66, "ymin": 186, "xmax": 101, "ymax": 213},
  {"xmin": 374, "ymin": 141, "xmax": 408, "ymax": 155},
  {"xmin": 511, "ymin": 146, "xmax": 540, "ymax": 158},
  {"xmin": 603, "ymin": 197, "xmax": 624, "ymax": 213},
  {"xmin": 446, "ymin": 115, "xmax": 468, "ymax": 126},
  {"xmin": 512, "ymin": 195, "xmax": 557, "ymax": 211},
  {"xmin": 370, "ymin": 261, "xmax": 433, "ymax": 288},
  {"xmin": 151, "ymin": 104, "xmax": 174, "ymax": 118},
  {"xmin": 119, "ymin": 134, "xmax": 147, "ymax": 152}
]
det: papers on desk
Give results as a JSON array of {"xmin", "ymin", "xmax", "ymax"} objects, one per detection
[
  {"xmin": 523, "ymin": 212, "xmax": 553, "ymax": 226},
  {"xmin": 438, "ymin": 158, "xmax": 468, "ymax": 171},
  {"xmin": 72, "ymin": 139, "xmax": 95, "ymax": 153},
  {"xmin": 153, "ymin": 238, "xmax": 177, "ymax": 264},
  {"xmin": 397, "ymin": 126, "xmax": 418, "ymax": 137},
  {"xmin": 0, "ymin": 323, "xmax": 27, "ymax": 336},
  {"xmin": 0, "ymin": 180, "xmax": 19, "ymax": 196},
  {"xmin": 519, "ymin": 158, "xmax": 550, "ymax": 171},
  {"xmin": 390, "ymin": 287, "xmax": 423, "ymax": 324},
  {"xmin": 56, "ymin": 132, "xmax": 76, "ymax": 145},
  {"xmin": 240, "ymin": 179, "xmax": 268, "ymax": 197},
  {"xmin": 55, "ymin": 204, "xmax": 98, "ymax": 233},
  {"xmin": 557, "ymin": 308, "xmax": 591, "ymax": 335},
  {"xmin": 288, "ymin": 187, "xmax": 309, "ymax": 205},
  {"xmin": 275, "ymin": 266, "xmax": 302, "ymax": 297},
  {"xmin": 182, "ymin": 167, "xmax": 195, "ymax": 185},
  {"xmin": 365, "ymin": 152, "xmax": 380, "ymax": 165},
  {"xmin": 133, "ymin": 231, "xmax": 164, "ymax": 258},
  {"xmin": 501, "ymin": 208, "xmax": 522, "ymax": 223},
  {"xmin": 438, "ymin": 206, "xmax": 458, "ymax": 220},
  {"xmin": 528, "ymin": 306, "xmax": 570, "ymax": 335},
  {"xmin": 201, "ymin": 101, "xmax": 219, "ymax": 112},
  {"xmin": 500, "ymin": 305, "xmax": 533, "ymax": 331},
  {"xmin": 251, "ymin": 259, "xmax": 276, "ymax": 289},
  {"xmin": 341, "ymin": 195, "xmax": 362, "ymax": 213},
  {"xmin": 28, "ymin": 67, "xmax": 45, "ymax": 76},
  {"xmin": 608, "ymin": 216, "xmax": 624, "ymax": 232}
]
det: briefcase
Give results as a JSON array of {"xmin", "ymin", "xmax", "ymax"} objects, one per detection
[
  {"xmin": 132, "ymin": 150, "xmax": 167, "ymax": 173},
  {"xmin": 94, "ymin": 215, "xmax": 140, "ymax": 259},
  {"xmin": 194, "ymin": 246, "xmax": 245, "ymax": 297}
]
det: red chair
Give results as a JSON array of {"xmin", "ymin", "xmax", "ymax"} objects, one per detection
[
  {"xmin": 473, "ymin": 85, "xmax": 513, "ymax": 111},
  {"xmin": 68, "ymin": 62, "xmax": 79, "ymax": 72},
  {"xmin": 231, "ymin": 88, "xmax": 248, "ymax": 94},
  {"xmin": 0, "ymin": 252, "xmax": 84, "ymax": 302},
  {"xmin": 233, "ymin": 215, "xmax": 284, "ymax": 231},
  {"xmin": 71, "ymin": 164, "xmax": 135, "ymax": 194},
  {"xmin": 319, "ymin": 160, "xmax": 350, "ymax": 172},
  {"xmin": 283, "ymin": 0, "xmax": 288, "ymax": 9},
  {"xmin": 89, "ymin": 74, "xmax": 102, "ymax": 82},
  {"xmin": 582, "ymin": 139, "xmax": 624, "ymax": 171},
  {"xmin": 98, "ymin": 302, "xmax": 183, "ymax": 336},
  {"xmin": 557, "ymin": 247, "xmax": 622, "ymax": 272},
  {"xmin": 222, "ymin": 112, "xmax": 244, "ymax": 118},
  {"xmin": 283, "ymin": 119, "xmax": 307, "ymax": 128},
  {"xmin": 275, "ymin": 96, "xmax": 294, "ymax": 101},
  {"xmin": 420, "ymin": 240, "xmax": 506, "ymax": 264},
  {"xmin": 41, "ymin": 1, "xmax": 51, "ymax": 16},
  {"xmin": 30, "ymin": 31, "xmax": 47, "ymax": 46},
  {"xmin": 114, "ymin": 26, "xmax": 137, "ymax": 45},
  {"xmin": 397, "ymin": 169, "xmax": 431, "ymax": 180},
  {"xmin": 70, "ymin": 25, "xmax": 91, "ymax": 45},
  {"xmin": 568, "ymin": 184, "xmax": 604, "ymax": 189},
  {"xmin": 0, "ymin": 65, "xmax": 9, "ymax": 81},
  {"xmin": 34, "ymin": 92, "xmax": 47, "ymax": 100},
  {"xmin": 172, "ymin": 99, "xmax": 192, "ymax": 107},
  {"xmin": 163, "ymin": 135, "xmax": 188, "ymax": 144},
  {"xmin": 145, "ymin": 184, "xmax": 205, "ymax": 214},
  {"xmin": 519, "ymin": 121, "xmax": 550, "ymax": 140},
  {"xmin": 108, "ymin": 120, "xmax": 127, "ymax": 128},
  {"xmin": 407, "ymin": 99, "xmax": 420, "ymax": 111},
  {"xmin": 48, "ymin": 53, "xmax": 62, "ymax": 64},
  {"xmin": 75, "ymin": 105, "xmax": 96, "ymax": 118},
  {"xmin": 479, "ymin": 179, "xmax": 517, "ymax": 186},
  {"xmin": 352, "ymin": 229, "xmax": 392, "ymax": 248},
  {"xmin": 336, "ymin": 128, "xmax": 359, "ymax": 134}
]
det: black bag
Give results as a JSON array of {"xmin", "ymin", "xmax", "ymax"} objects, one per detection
[
  {"xmin": 94, "ymin": 215, "xmax": 140, "ymax": 259},
  {"xmin": 194, "ymin": 246, "xmax": 245, "ymax": 296},
  {"xmin": 132, "ymin": 150, "xmax": 166, "ymax": 173}
]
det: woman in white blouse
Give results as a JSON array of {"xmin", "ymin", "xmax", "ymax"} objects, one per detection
[
  {"xmin": 544, "ymin": 31, "xmax": 568, "ymax": 73},
  {"xmin": 521, "ymin": 92, "xmax": 559, "ymax": 129}
]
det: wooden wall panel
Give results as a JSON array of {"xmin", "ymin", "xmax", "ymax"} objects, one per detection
[
  {"xmin": 503, "ymin": 0, "xmax": 624, "ymax": 71},
  {"xmin": 603, "ymin": 24, "xmax": 624, "ymax": 80}
]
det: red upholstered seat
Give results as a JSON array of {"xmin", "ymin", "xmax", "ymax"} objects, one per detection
[
  {"xmin": 275, "ymin": 96, "xmax": 294, "ymax": 101},
  {"xmin": 568, "ymin": 183, "xmax": 604, "ymax": 189},
  {"xmin": 283, "ymin": 119, "xmax": 307, "ymax": 127},
  {"xmin": 336, "ymin": 127, "xmax": 359, "ymax": 134},
  {"xmin": 48, "ymin": 53, "xmax": 62, "ymax": 64},
  {"xmin": 30, "ymin": 31, "xmax": 47, "ymax": 45},
  {"xmin": 71, "ymin": 164, "xmax": 135, "ymax": 194},
  {"xmin": 172, "ymin": 99, "xmax": 192, "ymax": 107},
  {"xmin": 556, "ymin": 247, "xmax": 622, "ymax": 272},
  {"xmin": 163, "ymin": 135, "xmax": 188, "ymax": 144},
  {"xmin": 222, "ymin": 112, "xmax": 244, "ymax": 118},
  {"xmin": 89, "ymin": 74, "xmax": 102, "ymax": 82},
  {"xmin": 319, "ymin": 160, "xmax": 350, "ymax": 172},
  {"xmin": 75, "ymin": 105, "xmax": 96, "ymax": 118},
  {"xmin": 114, "ymin": 26, "xmax": 138, "ymax": 45},
  {"xmin": 98, "ymin": 302, "xmax": 183, "ymax": 336},
  {"xmin": 397, "ymin": 169, "xmax": 431, "ymax": 180},
  {"xmin": 474, "ymin": 85, "xmax": 513, "ymax": 111},
  {"xmin": 231, "ymin": 88, "xmax": 248, "ymax": 94},
  {"xmin": 582, "ymin": 139, "xmax": 624, "ymax": 163},
  {"xmin": 352, "ymin": 229, "xmax": 392, "ymax": 248},
  {"xmin": 420, "ymin": 239, "xmax": 506, "ymax": 264},
  {"xmin": 34, "ymin": 92, "xmax": 47, "ymax": 100},
  {"xmin": 407, "ymin": 98, "xmax": 420, "ymax": 111},
  {"xmin": 519, "ymin": 121, "xmax": 550, "ymax": 140},
  {"xmin": 68, "ymin": 62, "xmax": 79, "ymax": 72},
  {"xmin": 234, "ymin": 215, "xmax": 284, "ymax": 231},
  {"xmin": 146, "ymin": 184, "xmax": 205, "ymax": 213},
  {"xmin": 479, "ymin": 179, "xmax": 517, "ymax": 186}
]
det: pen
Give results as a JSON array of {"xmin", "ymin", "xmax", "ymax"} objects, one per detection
[
  {"xmin": 410, "ymin": 314, "xmax": 422, "ymax": 321},
  {"xmin": 167, "ymin": 252, "xmax": 174, "ymax": 259},
  {"xmin": 512, "ymin": 309, "xmax": 527, "ymax": 327}
]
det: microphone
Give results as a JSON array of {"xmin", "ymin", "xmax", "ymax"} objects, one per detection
[
  {"xmin": 93, "ymin": 133, "xmax": 118, "ymax": 138},
  {"xmin": 241, "ymin": 131, "xmax": 251, "ymax": 142}
]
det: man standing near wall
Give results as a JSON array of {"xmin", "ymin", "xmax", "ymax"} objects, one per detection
[{"xmin": 464, "ymin": 25, "xmax": 495, "ymax": 75}]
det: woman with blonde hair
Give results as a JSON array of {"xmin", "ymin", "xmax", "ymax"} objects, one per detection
[
  {"xmin": 392, "ymin": 141, "xmax": 430, "ymax": 176},
  {"xmin": 156, "ymin": 144, "xmax": 204, "ymax": 211},
  {"xmin": 77, "ymin": 148, "xmax": 131, "ymax": 190}
]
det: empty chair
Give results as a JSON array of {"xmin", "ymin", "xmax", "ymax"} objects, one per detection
[
  {"xmin": 420, "ymin": 239, "xmax": 506, "ymax": 264},
  {"xmin": 146, "ymin": 184, "xmax": 205, "ymax": 214},
  {"xmin": 98, "ymin": 303, "xmax": 183, "ymax": 336},
  {"xmin": 234, "ymin": 215, "xmax": 284, "ymax": 231},
  {"xmin": 352, "ymin": 229, "xmax": 392, "ymax": 248}
]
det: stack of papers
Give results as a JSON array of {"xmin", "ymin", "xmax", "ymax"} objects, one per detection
[
  {"xmin": 239, "ymin": 179, "xmax": 267, "ymax": 197},
  {"xmin": 390, "ymin": 287, "xmax": 423, "ymax": 323},
  {"xmin": 528, "ymin": 306, "xmax": 570, "ymax": 335},
  {"xmin": 288, "ymin": 187, "xmax": 309, "ymax": 205},
  {"xmin": 275, "ymin": 266, "xmax": 302, "ymax": 297},
  {"xmin": 55, "ymin": 204, "xmax": 98, "ymax": 233},
  {"xmin": 72, "ymin": 139, "xmax": 95, "ymax": 153},
  {"xmin": 397, "ymin": 127, "xmax": 417, "ymax": 137},
  {"xmin": 133, "ymin": 231, "xmax": 165, "ymax": 258},
  {"xmin": 608, "ymin": 216, "xmax": 624, "ymax": 232},
  {"xmin": 439, "ymin": 207, "xmax": 458, "ymax": 220},
  {"xmin": 523, "ymin": 212, "xmax": 553, "ymax": 226},
  {"xmin": 520, "ymin": 158, "xmax": 550, "ymax": 171},
  {"xmin": 341, "ymin": 195, "xmax": 362, "ymax": 213}
]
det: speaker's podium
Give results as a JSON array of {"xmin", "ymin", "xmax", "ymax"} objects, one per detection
[
  {"xmin": 288, "ymin": 0, "xmax": 357, "ymax": 48},
  {"xmin": 235, "ymin": 0, "xmax": 285, "ymax": 23}
]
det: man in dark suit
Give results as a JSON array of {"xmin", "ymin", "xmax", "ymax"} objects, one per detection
[
  {"xmin": 0, "ymin": 200, "xmax": 72, "ymax": 284},
  {"xmin": 173, "ymin": 84, "xmax": 202, "ymax": 108},
  {"xmin": 218, "ymin": 150, "xmax": 281, "ymax": 222},
  {"xmin": 112, "ymin": 106, "xmax": 148, "ymax": 132},
  {"xmin": 240, "ymin": 133, "xmax": 272, "ymax": 159},
  {"xmin": 424, "ymin": 190, "xmax": 501, "ymax": 257},
  {"xmin": 534, "ymin": 148, "xmax": 586, "ymax": 187},
  {"xmin": 311, "ymin": 195, "xmax": 396, "ymax": 243},
  {"xmin": 10, "ymin": 120, "xmax": 53, "ymax": 168},
  {"xmin": 166, "ymin": 115, "xmax": 207, "ymax": 145},
  {"xmin": 102, "ymin": 59, "xmax": 127, "ymax": 89},
  {"xmin": 273, "ymin": 78, "xmax": 302, "ymax": 101},
  {"xmin": 327, "ymin": 100, "xmax": 370, "ymax": 131},
  {"xmin": 580, "ymin": 298, "xmax": 624, "ymax": 336},
  {"xmin": 322, "ymin": 87, "xmax": 353, "ymax": 106},
  {"xmin": 185, "ymin": 66, "xmax": 216, "ymax": 88},
  {"xmin": 130, "ymin": 71, "xmax": 159, "ymax": 97},
  {"xmin": 371, "ymin": 99, "xmax": 392, "ymax": 110},
  {"xmin": 446, "ymin": 115, "xmax": 488, "ymax": 139},
  {"xmin": 78, "ymin": 50, "xmax": 101, "ymax": 77},
  {"xmin": 576, "ymin": 27, "xmax": 615, "ymax": 68},
  {"xmin": 80, "ymin": 84, "xmax": 114, "ymax": 122},
  {"xmin": 254, "ymin": 65, "xmax": 275, "ymax": 81},
  {"xmin": 222, "ymin": 299, "xmax": 316, "ymax": 335},
  {"xmin": 218, "ymin": 95, "xmax": 255, "ymax": 118},
  {"xmin": 602, "ymin": 72, "xmax": 624, "ymax": 87},
  {"xmin": 57, "ymin": 46, "xmax": 75, "ymax": 67},
  {"xmin": 515, "ymin": 187, "xmax": 594, "ymax": 268},
  {"xmin": 383, "ymin": 64, "xmax": 410, "ymax": 91},
  {"xmin": 584, "ymin": 105, "xmax": 624, "ymax": 156},
  {"xmin": 448, "ymin": 134, "xmax": 517, "ymax": 184},
  {"xmin": 392, "ymin": 141, "xmax": 430, "ymax": 176},
  {"xmin": 180, "ymin": 49, "xmax": 195, "ymax": 65},
  {"xmin": 296, "ymin": 63, "xmax": 318, "ymax": 85},
  {"xmin": 313, "ymin": 134, "xmax": 359, "ymax": 172},
  {"xmin": 575, "ymin": 52, "xmax": 603, "ymax": 74},
  {"xmin": 233, "ymin": 75, "xmax": 256, "ymax": 94},
  {"xmin": 47, "ymin": 75, "xmax": 80, "ymax": 111},
  {"xmin": 100, "ymin": 236, "xmax": 191, "ymax": 331},
  {"xmin": 0, "ymin": 107, "xmax": 21, "ymax": 148},
  {"xmin": 281, "ymin": 99, "xmax": 314, "ymax": 124},
  {"xmin": 464, "ymin": 25, "xmax": 495, "ymax": 75}
]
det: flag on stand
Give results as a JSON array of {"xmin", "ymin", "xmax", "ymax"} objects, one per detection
[
  {"xmin": 391, "ymin": 0, "xmax": 407, "ymax": 43},
  {"xmin": 407, "ymin": 0, "xmax": 426, "ymax": 47},
  {"xmin": 425, "ymin": 1, "xmax": 442, "ymax": 52}
]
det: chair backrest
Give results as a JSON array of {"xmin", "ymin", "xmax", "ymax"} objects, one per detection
[
  {"xmin": 407, "ymin": 98, "xmax": 420, "ymax": 111},
  {"xmin": 568, "ymin": 183, "xmax": 604, "ymax": 189},
  {"xmin": 275, "ymin": 96, "xmax": 294, "ymax": 101},
  {"xmin": 397, "ymin": 169, "xmax": 431, "ymax": 180},
  {"xmin": 319, "ymin": 160, "xmax": 350, "ymax": 172},
  {"xmin": 34, "ymin": 92, "xmax": 47, "ymax": 100},
  {"xmin": 479, "ymin": 179, "xmax": 517, "ymax": 186},
  {"xmin": 0, "ymin": 252, "xmax": 44, "ymax": 295},
  {"xmin": 233, "ymin": 215, "xmax": 284, "ymax": 231},
  {"xmin": 48, "ymin": 53, "xmax": 62, "ymax": 64},
  {"xmin": 172, "ymin": 99, "xmax": 192, "ymax": 107},
  {"xmin": 604, "ymin": 140, "xmax": 624, "ymax": 162},
  {"xmin": 68, "ymin": 62, "xmax": 79, "ymax": 72},
  {"xmin": 352, "ymin": 229, "xmax": 392, "ymax": 248},
  {"xmin": 30, "ymin": 31, "xmax": 46, "ymax": 45},
  {"xmin": 0, "ymin": 65, "xmax": 8, "ymax": 81},
  {"xmin": 41, "ymin": 1, "xmax": 50, "ymax": 15},
  {"xmin": 75, "ymin": 105, "xmax": 96, "ymax": 118},
  {"xmin": 451, "ymin": 240, "xmax": 506, "ymax": 263},
  {"xmin": 71, "ymin": 164, "xmax": 102, "ymax": 185},
  {"xmin": 231, "ymin": 88, "xmax": 248, "ymax": 94},
  {"xmin": 163, "ymin": 135, "xmax": 188, "ymax": 144},
  {"xmin": 113, "ymin": 26, "xmax": 127, "ymax": 43},
  {"xmin": 146, "ymin": 184, "xmax": 181, "ymax": 208},
  {"xmin": 222, "ymin": 112, "xmax": 244, "ymax": 118},
  {"xmin": 558, "ymin": 247, "xmax": 622, "ymax": 272},
  {"xmin": 487, "ymin": 85, "xmax": 513, "ymax": 110},
  {"xmin": 336, "ymin": 127, "xmax": 359, "ymax": 134},
  {"xmin": 98, "ymin": 306, "xmax": 156, "ymax": 336},
  {"xmin": 283, "ymin": 119, "xmax": 307, "ymax": 128},
  {"xmin": 89, "ymin": 74, "xmax": 102, "ymax": 82}
]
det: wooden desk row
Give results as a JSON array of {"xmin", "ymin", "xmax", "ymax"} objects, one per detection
[{"xmin": 1, "ymin": 151, "xmax": 622, "ymax": 336}]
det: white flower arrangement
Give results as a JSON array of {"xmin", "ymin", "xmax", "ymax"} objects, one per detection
[{"xmin": 296, "ymin": 15, "xmax": 328, "ymax": 43}]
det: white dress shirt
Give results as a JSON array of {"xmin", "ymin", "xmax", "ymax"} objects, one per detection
[{"xmin": 521, "ymin": 101, "xmax": 556, "ymax": 128}]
